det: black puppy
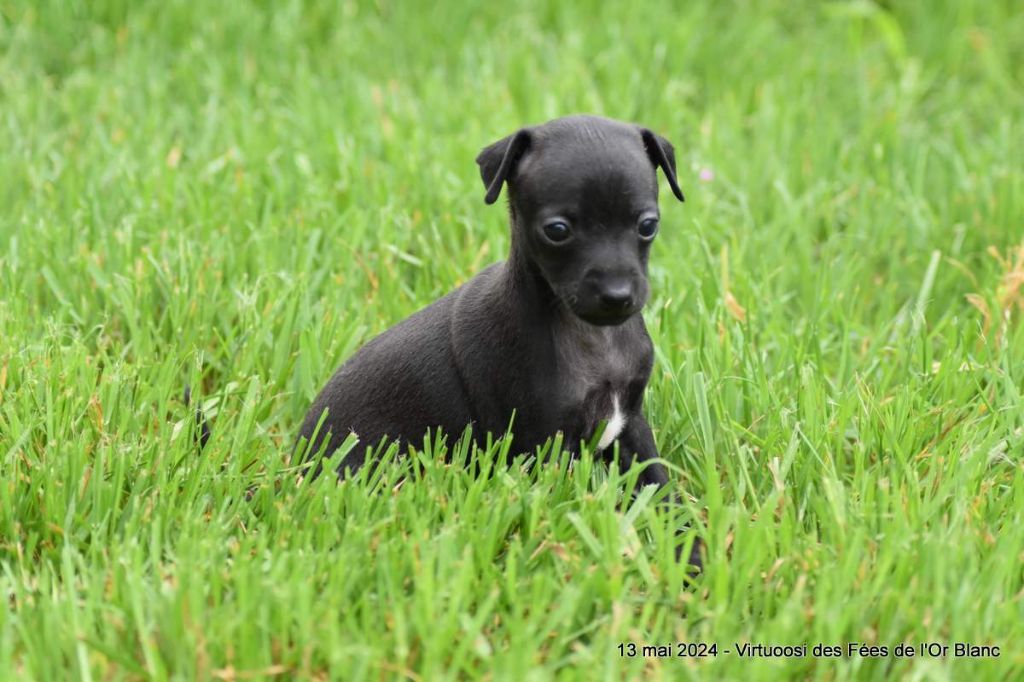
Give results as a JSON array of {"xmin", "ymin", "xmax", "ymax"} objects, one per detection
[{"xmin": 298, "ymin": 115, "xmax": 699, "ymax": 564}]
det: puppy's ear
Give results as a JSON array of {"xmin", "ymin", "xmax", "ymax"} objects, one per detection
[
  {"xmin": 476, "ymin": 129, "xmax": 531, "ymax": 204},
  {"xmin": 640, "ymin": 129, "xmax": 685, "ymax": 202}
]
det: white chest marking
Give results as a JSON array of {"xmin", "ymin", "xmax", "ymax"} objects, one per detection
[{"xmin": 596, "ymin": 394, "xmax": 627, "ymax": 451}]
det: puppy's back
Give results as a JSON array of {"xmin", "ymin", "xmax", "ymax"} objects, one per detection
[{"xmin": 296, "ymin": 288, "xmax": 474, "ymax": 475}]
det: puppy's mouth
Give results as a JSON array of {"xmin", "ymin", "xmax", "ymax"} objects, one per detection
[
  {"xmin": 575, "ymin": 308, "xmax": 640, "ymax": 327},
  {"xmin": 556, "ymin": 284, "xmax": 645, "ymax": 326}
]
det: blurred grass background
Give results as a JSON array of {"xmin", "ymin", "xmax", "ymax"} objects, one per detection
[{"xmin": 1, "ymin": 0, "xmax": 1023, "ymax": 679}]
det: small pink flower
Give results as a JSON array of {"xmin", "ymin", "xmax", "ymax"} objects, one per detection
[{"xmin": 699, "ymin": 168, "xmax": 715, "ymax": 182}]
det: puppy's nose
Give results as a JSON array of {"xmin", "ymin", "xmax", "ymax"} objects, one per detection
[{"xmin": 599, "ymin": 282, "xmax": 634, "ymax": 310}]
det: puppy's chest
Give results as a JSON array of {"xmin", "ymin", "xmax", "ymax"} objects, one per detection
[{"xmin": 552, "ymin": 328, "xmax": 645, "ymax": 448}]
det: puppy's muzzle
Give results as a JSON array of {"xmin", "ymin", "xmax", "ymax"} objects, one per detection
[{"xmin": 577, "ymin": 273, "xmax": 643, "ymax": 325}]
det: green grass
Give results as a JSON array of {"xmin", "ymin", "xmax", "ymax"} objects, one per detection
[{"xmin": 2, "ymin": 0, "xmax": 1023, "ymax": 679}]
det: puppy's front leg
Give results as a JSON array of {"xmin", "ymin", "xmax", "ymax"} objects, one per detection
[
  {"xmin": 614, "ymin": 415, "xmax": 703, "ymax": 569},
  {"xmin": 612, "ymin": 415, "xmax": 668, "ymax": 489}
]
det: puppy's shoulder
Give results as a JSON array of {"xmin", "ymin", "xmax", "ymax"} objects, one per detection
[{"xmin": 450, "ymin": 262, "xmax": 512, "ymax": 322}]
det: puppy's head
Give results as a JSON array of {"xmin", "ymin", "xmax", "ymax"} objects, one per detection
[{"xmin": 477, "ymin": 115, "xmax": 684, "ymax": 326}]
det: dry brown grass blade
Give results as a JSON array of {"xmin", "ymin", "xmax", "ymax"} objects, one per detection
[{"xmin": 967, "ymin": 239, "xmax": 1024, "ymax": 347}]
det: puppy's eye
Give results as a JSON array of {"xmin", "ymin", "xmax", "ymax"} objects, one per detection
[
  {"xmin": 638, "ymin": 218, "xmax": 659, "ymax": 240},
  {"xmin": 542, "ymin": 221, "xmax": 572, "ymax": 244}
]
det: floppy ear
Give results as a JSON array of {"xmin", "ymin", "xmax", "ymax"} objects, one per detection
[
  {"xmin": 640, "ymin": 128, "xmax": 685, "ymax": 202},
  {"xmin": 475, "ymin": 129, "xmax": 531, "ymax": 204}
]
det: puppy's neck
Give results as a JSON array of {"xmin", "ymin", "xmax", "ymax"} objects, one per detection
[{"xmin": 504, "ymin": 220, "xmax": 562, "ymax": 318}]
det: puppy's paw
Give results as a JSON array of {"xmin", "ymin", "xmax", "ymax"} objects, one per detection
[{"xmin": 675, "ymin": 533, "xmax": 704, "ymax": 575}]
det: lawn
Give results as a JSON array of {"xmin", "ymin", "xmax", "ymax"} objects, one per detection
[{"xmin": 1, "ymin": 0, "xmax": 1023, "ymax": 679}]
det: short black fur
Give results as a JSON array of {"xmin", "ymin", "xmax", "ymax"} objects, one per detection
[{"xmin": 297, "ymin": 115, "xmax": 701, "ymax": 567}]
